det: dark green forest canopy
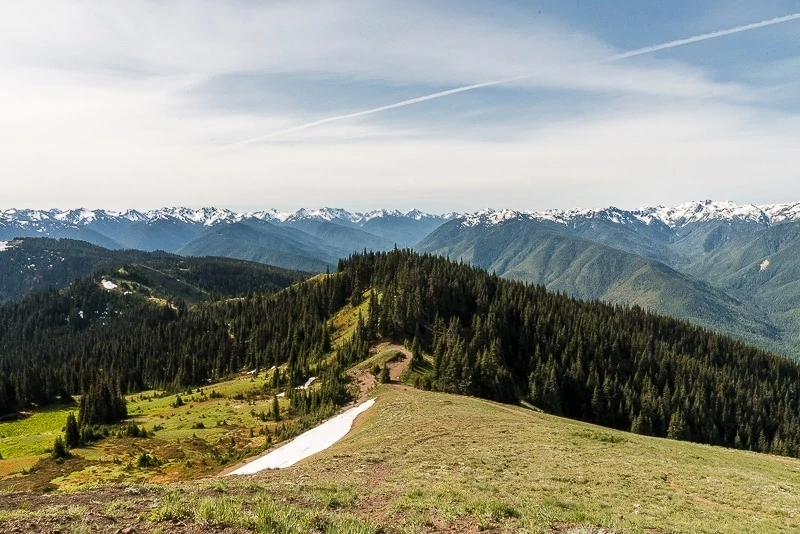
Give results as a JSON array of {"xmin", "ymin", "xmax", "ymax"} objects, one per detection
[
  {"xmin": 1, "ymin": 250, "xmax": 799, "ymax": 458},
  {"xmin": 0, "ymin": 237, "xmax": 308, "ymax": 303}
]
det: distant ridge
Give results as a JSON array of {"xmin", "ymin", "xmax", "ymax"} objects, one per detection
[
  {"xmin": 0, "ymin": 206, "xmax": 457, "ymax": 228},
  {"xmin": 457, "ymin": 200, "xmax": 800, "ymax": 229},
  {"xmin": 4, "ymin": 201, "xmax": 800, "ymax": 230},
  {"xmin": 0, "ymin": 207, "xmax": 458, "ymax": 269}
]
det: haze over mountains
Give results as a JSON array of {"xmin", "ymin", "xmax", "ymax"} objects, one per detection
[{"xmin": 3, "ymin": 199, "xmax": 800, "ymax": 356}]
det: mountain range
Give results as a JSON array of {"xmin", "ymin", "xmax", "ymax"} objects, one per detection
[
  {"xmin": 420, "ymin": 200, "xmax": 800, "ymax": 356},
  {"xmin": 0, "ymin": 207, "xmax": 455, "ymax": 271},
  {"xmin": 3, "ymin": 200, "xmax": 800, "ymax": 356}
]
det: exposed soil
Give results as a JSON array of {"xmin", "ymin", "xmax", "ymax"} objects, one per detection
[
  {"xmin": 382, "ymin": 344, "xmax": 412, "ymax": 381},
  {"xmin": 349, "ymin": 342, "xmax": 412, "ymax": 398}
]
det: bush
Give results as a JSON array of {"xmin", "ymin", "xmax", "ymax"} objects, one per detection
[
  {"xmin": 123, "ymin": 422, "xmax": 147, "ymax": 438},
  {"xmin": 51, "ymin": 436, "xmax": 69, "ymax": 460},
  {"xmin": 137, "ymin": 452, "xmax": 159, "ymax": 468},
  {"xmin": 380, "ymin": 365, "xmax": 391, "ymax": 383}
]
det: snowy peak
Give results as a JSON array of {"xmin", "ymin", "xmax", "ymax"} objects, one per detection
[
  {"xmin": 458, "ymin": 200, "xmax": 800, "ymax": 229},
  {"xmin": 0, "ymin": 207, "xmax": 454, "ymax": 228},
  {"xmin": 635, "ymin": 200, "xmax": 771, "ymax": 228},
  {"xmin": 143, "ymin": 207, "xmax": 240, "ymax": 226},
  {"xmin": 283, "ymin": 207, "xmax": 363, "ymax": 224},
  {"xmin": 460, "ymin": 209, "xmax": 528, "ymax": 227},
  {"xmin": 761, "ymin": 202, "xmax": 800, "ymax": 224}
]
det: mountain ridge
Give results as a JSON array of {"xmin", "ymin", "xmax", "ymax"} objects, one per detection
[
  {"xmin": 457, "ymin": 200, "xmax": 800, "ymax": 229},
  {"xmin": 0, "ymin": 206, "xmax": 458, "ymax": 227}
]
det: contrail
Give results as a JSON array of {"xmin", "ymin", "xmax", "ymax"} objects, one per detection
[{"xmin": 220, "ymin": 12, "xmax": 800, "ymax": 150}]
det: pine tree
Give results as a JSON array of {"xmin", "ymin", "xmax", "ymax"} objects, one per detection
[
  {"xmin": 64, "ymin": 412, "xmax": 80, "ymax": 449},
  {"xmin": 51, "ymin": 436, "xmax": 69, "ymax": 459},
  {"xmin": 380, "ymin": 365, "xmax": 391, "ymax": 383},
  {"xmin": 667, "ymin": 410, "xmax": 690, "ymax": 441},
  {"xmin": 272, "ymin": 395, "xmax": 281, "ymax": 422}
]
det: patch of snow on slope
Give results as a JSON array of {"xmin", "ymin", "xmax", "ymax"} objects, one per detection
[
  {"xmin": 635, "ymin": 200, "xmax": 769, "ymax": 228},
  {"xmin": 228, "ymin": 398, "xmax": 376, "ymax": 473},
  {"xmin": 0, "ymin": 241, "xmax": 10, "ymax": 252},
  {"xmin": 762, "ymin": 202, "xmax": 800, "ymax": 224},
  {"xmin": 101, "ymin": 280, "xmax": 118, "ymax": 290},
  {"xmin": 460, "ymin": 209, "xmax": 528, "ymax": 227},
  {"xmin": 760, "ymin": 259, "xmax": 770, "ymax": 271},
  {"xmin": 296, "ymin": 377, "xmax": 317, "ymax": 390}
]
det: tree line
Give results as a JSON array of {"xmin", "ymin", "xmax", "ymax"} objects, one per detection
[{"xmin": 1, "ymin": 249, "xmax": 800, "ymax": 457}]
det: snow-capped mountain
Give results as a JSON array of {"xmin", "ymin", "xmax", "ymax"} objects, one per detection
[
  {"xmin": 0, "ymin": 207, "xmax": 455, "ymax": 228},
  {"xmin": 457, "ymin": 200, "xmax": 800, "ymax": 229},
  {"xmin": 0, "ymin": 207, "xmax": 458, "ymax": 256}
]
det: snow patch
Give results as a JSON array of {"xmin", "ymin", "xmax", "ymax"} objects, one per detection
[
  {"xmin": 0, "ymin": 239, "xmax": 21, "ymax": 252},
  {"xmin": 228, "ymin": 398, "xmax": 376, "ymax": 474},
  {"xmin": 295, "ymin": 377, "xmax": 317, "ymax": 390},
  {"xmin": 101, "ymin": 280, "xmax": 118, "ymax": 290},
  {"xmin": 760, "ymin": 259, "xmax": 770, "ymax": 271}
]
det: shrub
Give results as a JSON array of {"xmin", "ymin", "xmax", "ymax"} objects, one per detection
[
  {"xmin": 380, "ymin": 365, "xmax": 391, "ymax": 383},
  {"xmin": 137, "ymin": 452, "xmax": 159, "ymax": 468},
  {"xmin": 51, "ymin": 436, "xmax": 69, "ymax": 460}
]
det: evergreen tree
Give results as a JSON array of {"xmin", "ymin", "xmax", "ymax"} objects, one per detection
[
  {"xmin": 64, "ymin": 412, "xmax": 80, "ymax": 449},
  {"xmin": 380, "ymin": 365, "xmax": 391, "ymax": 383},
  {"xmin": 51, "ymin": 436, "xmax": 69, "ymax": 459},
  {"xmin": 272, "ymin": 395, "xmax": 281, "ymax": 422}
]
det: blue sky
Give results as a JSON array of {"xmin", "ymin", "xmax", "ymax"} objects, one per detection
[{"xmin": 1, "ymin": 1, "xmax": 798, "ymax": 212}]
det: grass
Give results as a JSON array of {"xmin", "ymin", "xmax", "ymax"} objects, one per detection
[
  {"xmin": 0, "ymin": 371, "xmax": 296, "ymax": 491},
  {"xmin": 149, "ymin": 489, "xmax": 378, "ymax": 533},
  {"xmin": 0, "ymin": 404, "xmax": 74, "ymax": 461},
  {"xmin": 352, "ymin": 346, "xmax": 407, "ymax": 373},
  {"xmin": 2, "ymin": 385, "xmax": 800, "ymax": 532},
  {"xmin": 223, "ymin": 386, "xmax": 800, "ymax": 533}
]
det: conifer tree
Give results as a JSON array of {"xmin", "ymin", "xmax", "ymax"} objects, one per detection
[{"xmin": 64, "ymin": 412, "xmax": 80, "ymax": 449}]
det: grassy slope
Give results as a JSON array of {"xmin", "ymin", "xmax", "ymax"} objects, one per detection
[
  {"xmin": 3, "ymin": 385, "xmax": 799, "ymax": 533},
  {"xmin": 0, "ymin": 372, "xmax": 295, "ymax": 491},
  {"xmin": 247, "ymin": 386, "xmax": 800, "ymax": 533}
]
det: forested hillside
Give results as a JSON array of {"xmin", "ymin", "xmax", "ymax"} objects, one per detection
[
  {"xmin": 1, "ymin": 250, "xmax": 799, "ymax": 458},
  {"xmin": 0, "ymin": 238, "xmax": 307, "ymax": 303},
  {"xmin": 419, "ymin": 215, "xmax": 800, "ymax": 356}
]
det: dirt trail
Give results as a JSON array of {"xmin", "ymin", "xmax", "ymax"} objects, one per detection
[
  {"xmin": 349, "ymin": 343, "xmax": 412, "ymax": 399},
  {"xmin": 383, "ymin": 344, "xmax": 412, "ymax": 381}
]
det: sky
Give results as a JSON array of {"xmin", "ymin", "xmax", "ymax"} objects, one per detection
[{"xmin": 1, "ymin": 0, "xmax": 799, "ymax": 213}]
